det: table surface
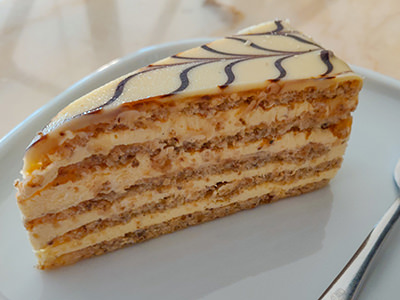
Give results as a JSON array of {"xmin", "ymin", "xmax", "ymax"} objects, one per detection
[{"xmin": 1, "ymin": 0, "xmax": 400, "ymax": 139}]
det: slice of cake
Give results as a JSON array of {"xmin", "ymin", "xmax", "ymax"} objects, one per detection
[{"xmin": 15, "ymin": 20, "xmax": 362, "ymax": 269}]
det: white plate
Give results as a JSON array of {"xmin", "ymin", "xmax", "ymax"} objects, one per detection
[{"xmin": 1, "ymin": 39, "xmax": 400, "ymax": 300}]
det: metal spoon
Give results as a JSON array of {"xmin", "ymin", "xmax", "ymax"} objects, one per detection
[{"xmin": 319, "ymin": 158, "xmax": 400, "ymax": 300}]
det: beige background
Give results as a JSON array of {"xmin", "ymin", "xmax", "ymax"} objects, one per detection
[{"xmin": 1, "ymin": 0, "xmax": 399, "ymax": 139}]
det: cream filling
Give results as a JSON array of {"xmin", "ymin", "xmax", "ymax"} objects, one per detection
[
  {"xmin": 20, "ymin": 128, "xmax": 344, "ymax": 220},
  {"xmin": 29, "ymin": 143, "xmax": 346, "ymax": 249},
  {"xmin": 36, "ymin": 167, "xmax": 338, "ymax": 263},
  {"xmin": 20, "ymin": 96, "xmax": 355, "ymax": 199}
]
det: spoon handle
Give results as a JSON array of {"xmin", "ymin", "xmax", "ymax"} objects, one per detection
[{"xmin": 319, "ymin": 198, "xmax": 400, "ymax": 300}]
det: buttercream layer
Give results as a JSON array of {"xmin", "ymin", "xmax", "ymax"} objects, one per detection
[
  {"xmin": 28, "ymin": 144, "xmax": 346, "ymax": 249},
  {"xmin": 49, "ymin": 158, "xmax": 341, "ymax": 248},
  {"xmin": 36, "ymin": 167, "xmax": 338, "ymax": 263},
  {"xmin": 20, "ymin": 123, "xmax": 350, "ymax": 220}
]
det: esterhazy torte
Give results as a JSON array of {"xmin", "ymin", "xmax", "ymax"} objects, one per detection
[{"xmin": 15, "ymin": 20, "xmax": 362, "ymax": 269}]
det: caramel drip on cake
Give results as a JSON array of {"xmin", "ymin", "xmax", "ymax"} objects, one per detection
[{"xmin": 15, "ymin": 20, "xmax": 363, "ymax": 269}]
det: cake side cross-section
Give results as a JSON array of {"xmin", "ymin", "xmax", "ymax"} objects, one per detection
[{"xmin": 15, "ymin": 20, "xmax": 362, "ymax": 269}]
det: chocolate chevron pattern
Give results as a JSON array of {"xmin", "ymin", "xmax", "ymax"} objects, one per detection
[{"xmin": 86, "ymin": 20, "xmax": 332, "ymax": 116}]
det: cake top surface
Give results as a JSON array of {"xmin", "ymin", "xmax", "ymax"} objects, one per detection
[{"xmin": 28, "ymin": 20, "xmax": 359, "ymax": 150}]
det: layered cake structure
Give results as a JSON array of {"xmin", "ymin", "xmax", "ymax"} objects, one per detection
[{"xmin": 16, "ymin": 20, "xmax": 362, "ymax": 269}]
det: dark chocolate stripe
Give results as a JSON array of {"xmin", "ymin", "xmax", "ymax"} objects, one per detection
[
  {"xmin": 104, "ymin": 74, "xmax": 136, "ymax": 105},
  {"xmin": 237, "ymin": 19, "xmax": 284, "ymax": 36},
  {"xmin": 238, "ymin": 30, "xmax": 322, "ymax": 48},
  {"xmin": 200, "ymin": 44, "xmax": 244, "ymax": 57},
  {"xmin": 78, "ymin": 73, "xmax": 140, "ymax": 116},
  {"xmin": 272, "ymin": 20, "xmax": 284, "ymax": 33},
  {"xmin": 320, "ymin": 50, "xmax": 333, "ymax": 76},
  {"xmin": 235, "ymin": 23, "xmax": 321, "ymax": 49},
  {"xmin": 171, "ymin": 55, "xmax": 218, "ymax": 61},
  {"xmin": 273, "ymin": 55, "xmax": 293, "ymax": 80},
  {"xmin": 79, "ymin": 67, "xmax": 164, "ymax": 116},
  {"xmin": 226, "ymin": 36, "xmax": 313, "ymax": 54},
  {"xmin": 170, "ymin": 61, "xmax": 211, "ymax": 94},
  {"xmin": 219, "ymin": 62, "xmax": 235, "ymax": 88},
  {"xmin": 285, "ymin": 34, "xmax": 322, "ymax": 48},
  {"xmin": 219, "ymin": 58, "xmax": 250, "ymax": 88}
]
